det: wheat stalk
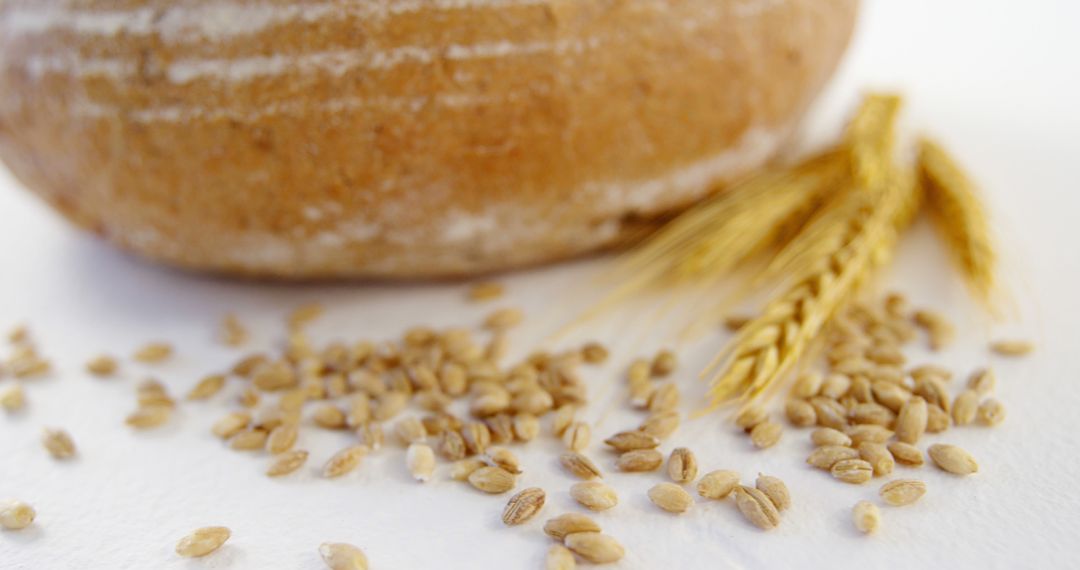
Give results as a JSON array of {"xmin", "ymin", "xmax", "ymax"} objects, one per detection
[{"xmin": 917, "ymin": 137, "xmax": 998, "ymax": 308}]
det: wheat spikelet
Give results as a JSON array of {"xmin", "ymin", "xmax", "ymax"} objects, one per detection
[
  {"xmin": 703, "ymin": 93, "xmax": 919, "ymax": 408},
  {"xmin": 917, "ymin": 137, "xmax": 998, "ymax": 308},
  {"xmin": 846, "ymin": 93, "xmax": 903, "ymax": 189},
  {"xmin": 703, "ymin": 176, "xmax": 919, "ymax": 407}
]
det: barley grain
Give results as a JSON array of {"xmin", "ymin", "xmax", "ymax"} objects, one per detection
[
  {"xmin": 667, "ymin": 448, "xmax": 698, "ymax": 483},
  {"xmin": 785, "ymin": 399, "xmax": 817, "ymax": 427},
  {"xmin": 755, "ymin": 474, "xmax": 791, "ymax": 511},
  {"xmin": 42, "ymin": 428, "xmax": 76, "ymax": 459},
  {"xmin": 639, "ymin": 411, "xmax": 680, "ymax": 439},
  {"xmin": 977, "ymin": 399, "xmax": 1006, "ymax": 426},
  {"xmin": 967, "ymin": 368, "xmax": 996, "ymax": 395},
  {"xmin": 791, "ymin": 372, "xmax": 824, "ymax": 399},
  {"xmin": 560, "ymin": 452, "xmax": 602, "ymax": 480},
  {"xmin": 887, "ymin": 441, "xmax": 924, "ymax": 466},
  {"xmin": 750, "ymin": 421, "xmax": 783, "ymax": 449},
  {"xmin": 734, "ymin": 404, "xmax": 767, "ymax": 430},
  {"xmin": 266, "ymin": 450, "xmax": 309, "ymax": 477},
  {"xmin": 544, "ymin": 513, "xmax": 601, "ymax": 540},
  {"xmin": 852, "ymin": 501, "xmax": 880, "ymax": 534},
  {"xmin": 615, "ymin": 449, "xmax": 663, "ymax": 472},
  {"xmin": 546, "ymin": 545, "xmax": 576, "ymax": 570},
  {"xmin": 647, "ymin": 383, "xmax": 680, "ymax": 412},
  {"xmin": 485, "ymin": 447, "xmax": 522, "ymax": 474},
  {"xmin": 175, "ymin": 526, "xmax": 230, "ymax": 558},
  {"xmin": 807, "ymin": 446, "xmax": 860, "ymax": 470},
  {"xmin": 468, "ymin": 466, "xmax": 516, "ymax": 494},
  {"xmin": 126, "ymin": 406, "xmax": 171, "ymax": 429},
  {"xmin": 697, "ymin": 470, "xmax": 740, "ymax": 499},
  {"xmin": 604, "ymin": 430, "xmax": 660, "ymax": 452},
  {"xmin": 463, "ymin": 422, "xmax": 493, "ymax": 455},
  {"xmin": 484, "ymin": 308, "xmax": 523, "ymax": 330},
  {"xmin": 651, "ymin": 350, "xmax": 677, "ymax": 377},
  {"xmin": 830, "ymin": 458, "xmax": 874, "ymax": 484},
  {"xmin": 319, "ymin": 542, "xmax": 368, "ymax": 570},
  {"xmin": 570, "ymin": 481, "xmax": 618, "ymax": 511},
  {"xmin": 450, "ymin": 458, "xmax": 486, "ymax": 481},
  {"xmin": 406, "ymin": 443, "xmax": 436, "ymax": 482},
  {"xmin": 0, "ymin": 384, "xmax": 26, "ymax": 412},
  {"xmin": 847, "ymin": 425, "xmax": 894, "ymax": 447},
  {"xmin": 952, "ymin": 390, "xmax": 979, "ymax": 425},
  {"xmin": 212, "ymin": 412, "xmax": 251, "ymax": 439},
  {"xmin": 926, "ymin": 404, "xmax": 951, "ymax": 433},
  {"xmin": 502, "ymin": 487, "xmax": 546, "ymax": 525},
  {"xmin": 734, "ymin": 486, "xmax": 781, "ymax": 530},
  {"xmin": 439, "ymin": 430, "xmax": 467, "ymax": 460},
  {"xmin": 858, "ymin": 442, "xmax": 895, "ymax": 476},
  {"xmin": 86, "ymin": 354, "xmax": 118, "ymax": 377},
  {"xmin": 563, "ymin": 422, "xmax": 591, "ymax": 452},
  {"xmin": 811, "ymin": 427, "xmax": 852, "ymax": 447},
  {"xmin": 564, "ymin": 532, "xmax": 625, "ymax": 564},
  {"xmin": 0, "ymin": 500, "xmax": 35, "ymax": 530},
  {"xmin": 323, "ymin": 445, "xmax": 368, "ymax": 478},
  {"xmin": 648, "ymin": 483, "xmax": 693, "ymax": 514},
  {"xmin": 512, "ymin": 413, "xmax": 540, "ymax": 442},
  {"xmin": 989, "ymin": 339, "xmax": 1033, "ymax": 357},
  {"xmin": 133, "ymin": 342, "xmax": 172, "ymax": 363},
  {"xmin": 928, "ymin": 444, "xmax": 978, "ymax": 475},
  {"xmin": 895, "ymin": 397, "xmax": 928, "ymax": 444},
  {"xmin": 880, "ymin": 479, "xmax": 926, "ymax": 506},
  {"xmin": 581, "ymin": 342, "xmax": 609, "ymax": 364}
]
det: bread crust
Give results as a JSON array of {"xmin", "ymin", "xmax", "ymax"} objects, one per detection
[{"xmin": 0, "ymin": 0, "xmax": 857, "ymax": 278}]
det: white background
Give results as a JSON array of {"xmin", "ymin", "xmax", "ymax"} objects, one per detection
[{"xmin": 2, "ymin": 1, "xmax": 1079, "ymax": 568}]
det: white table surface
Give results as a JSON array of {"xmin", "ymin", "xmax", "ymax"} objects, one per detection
[{"xmin": 2, "ymin": 1, "xmax": 1079, "ymax": 568}]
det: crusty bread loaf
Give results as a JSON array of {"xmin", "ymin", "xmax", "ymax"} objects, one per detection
[{"xmin": 0, "ymin": 0, "xmax": 857, "ymax": 278}]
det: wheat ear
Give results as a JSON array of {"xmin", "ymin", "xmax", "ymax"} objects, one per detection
[
  {"xmin": 918, "ymin": 137, "xmax": 998, "ymax": 309},
  {"xmin": 702, "ymin": 93, "xmax": 918, "ymax": 408}
]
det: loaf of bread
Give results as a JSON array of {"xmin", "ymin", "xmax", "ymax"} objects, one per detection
[{"xmin": 0, "ymin": 1, "xmax": 857, "ymax": 278}]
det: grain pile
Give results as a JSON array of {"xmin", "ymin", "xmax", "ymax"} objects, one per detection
[{"xmin": 0, "ymin": 93, "xmax": 1033, "ymax": 567}]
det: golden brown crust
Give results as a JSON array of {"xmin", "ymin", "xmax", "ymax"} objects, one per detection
[{"xmin": 0, "ymin": 0, "xmax": 857, "ymax": 278}]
